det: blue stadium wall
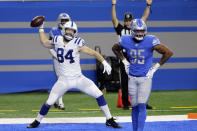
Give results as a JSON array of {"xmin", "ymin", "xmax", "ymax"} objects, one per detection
[{"xmin": 0, "ymin": 0, "xmax": 197, "ymax": 93}]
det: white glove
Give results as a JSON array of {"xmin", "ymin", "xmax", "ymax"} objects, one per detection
[
  {"xmin": 146, "ymin": 63, "xmax": 160, "ymax": 79},
  {"xmin": 122, "ymin": 59, "xmax": 130, "ymax": 75},
  {"xmin": 102, "ymin": 60, "xmax": 112, "ymax": 75}
]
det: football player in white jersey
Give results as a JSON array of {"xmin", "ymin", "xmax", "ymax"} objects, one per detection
[
  {"xmin": 27, "ymin": 21, "xmax": 121, "ymax": 128},
  {"xmin": 48, "ymin": 13, "xmax": 71, "ymax": 110}
]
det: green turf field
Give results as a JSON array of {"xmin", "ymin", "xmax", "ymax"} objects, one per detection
[{"xmin": 0, "ymin": 90, "xmax": 196, "ymax": 118}]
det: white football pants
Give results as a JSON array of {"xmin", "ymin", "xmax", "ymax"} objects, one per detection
[{"xmin": 46, "ymin": 75, "xmax": 103, "ymax": 105}]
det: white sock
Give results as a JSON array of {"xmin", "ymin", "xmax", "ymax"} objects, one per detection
[
  {"xmin": 36, "ymin": 113, "xmax": 44, "ymax": 122},
  {"xmin": 100, "ymin": 105, "xmax": 112, "ymax": 120},
  {"xmin": 58, "ymin": 96, "xmax": 64, "ymax": 105}
]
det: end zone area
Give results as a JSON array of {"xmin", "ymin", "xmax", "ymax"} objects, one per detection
[{"xmin": 0, "ymin": 115, "xmax": 196, "ymax": 131}]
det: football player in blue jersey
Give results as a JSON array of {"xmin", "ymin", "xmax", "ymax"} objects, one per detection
[
  {"xmin": 112, "ymin": 19, "xmax": 173, "ymax": 131},
  {"xmin": 48, "ymin": 13, "xmax": 71, "ymax": 110}
]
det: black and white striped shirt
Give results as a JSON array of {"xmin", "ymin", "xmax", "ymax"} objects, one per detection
[{"xmin": 114, "ymin": 23, "xmax": 132, "ymax": 41}]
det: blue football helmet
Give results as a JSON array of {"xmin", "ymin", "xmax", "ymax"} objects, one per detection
[
  {"xmin": 131, "ymin": 19, "xmax": 147, "ymax": 41},
  {"xmin": 57, "ymin": 13, "xmax": 71, "ymax": 29}
]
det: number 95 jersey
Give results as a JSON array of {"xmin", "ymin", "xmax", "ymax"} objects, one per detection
[
  {"xmin": 52, "ymin": 36, "xmax": 85, "ymax": 78},
  {"xmin": 119, "ymin": 35, "xmax": 160, "ymax": 77}
]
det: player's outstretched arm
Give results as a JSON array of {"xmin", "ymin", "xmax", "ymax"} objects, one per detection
[
  {"xmin": 111, "ymin": 0, "xmax": 119, "ymax": 28},
  {"xmin": 39, "ymin": 24, "xmax": 54, "ymax": 49},
  {"xmin": 153, "ymin": 44, "xmax": 173, "ymax": 66},
  {"xmin": 141, "ymin": 0, "xmax": 152, "ymax": 22},
  {"xmin": 79, "ymin": 46, "xmax": 112, "ymax": 75},
  {"xmin": 79, "ymin": 46, "xmax": 105, "ymax": 62}
]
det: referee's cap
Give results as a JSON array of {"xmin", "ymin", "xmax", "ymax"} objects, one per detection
[{"xmin": 124, "ymin": 12, "xmax": 133, "ymax": 21}]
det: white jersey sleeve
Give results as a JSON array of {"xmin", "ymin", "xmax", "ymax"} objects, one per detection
[
  {"xmin": 73, "ymin": 37, "xmax": 85, "ymax": 47},
  {"xmin": 52, "ymin": 35, "xmax": 64, "ymax": 45}
]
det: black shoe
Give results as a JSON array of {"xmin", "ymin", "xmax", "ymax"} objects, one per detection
[
  {"xmin": 146, "ymin": 104, "xmax": 153, "ymax": 110},
  {"xmin": 54, "ymin": 103, "xmax": 58, "ymax": 108},
  {"xmin": 106, "ymin": 117, "xmax": 122, "ymax": 128},
  {"xmin": 27, "ymin": 120, "xmax": 40, "ymax": 128},
  {"xmin": 123, "ymin": 106, "xmax": 129, "ymax": 110}
]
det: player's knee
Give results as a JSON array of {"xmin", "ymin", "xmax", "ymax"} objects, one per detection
[
  {"xmin": 46, "ymin": 98, "xmax": 57, "ymax": 106},
  {"xmin": 96, "ymin": 95, "xmax": 107, "ymax": 106}
]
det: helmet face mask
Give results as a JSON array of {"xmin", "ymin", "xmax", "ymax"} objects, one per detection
[
  {"xmin": 131, "ymin": 19, "xmax": 147, "ymax": 41},
  {"xmin": 61, "ymin": 21, "xmax": 78, "ymax": 41}
]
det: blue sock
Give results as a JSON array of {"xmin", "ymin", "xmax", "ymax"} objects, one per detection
[
  {"xmin": 138, "ymin": 103, "xmax": 147, "ymax": 131},
  {"xmin": 96, "ymin": 95, "xmax": 107, "ymax": 106},
  {"xmin": 39, "ymin": 104, "xmax": 50, "ymax": 116},
  {"xmin": 132, "ymin": 105, "xmax": 139, "ymax": 131}
]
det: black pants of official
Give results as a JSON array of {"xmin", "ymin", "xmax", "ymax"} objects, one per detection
[{"xmin": 120, "ymin": 61, "xmax": 130, "ymax": 108}]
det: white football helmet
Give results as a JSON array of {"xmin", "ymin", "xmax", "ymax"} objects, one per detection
[
  {"xmin": 57, "ymin": 13, "xmax": 71, "ymax": 29},
  {"xmin": 131, "ymin": 19, "xmax": 147, "ymax": 41},
  {"xmin": 61, "ymin": 21, "xmax": 78, "ymax": 41}
]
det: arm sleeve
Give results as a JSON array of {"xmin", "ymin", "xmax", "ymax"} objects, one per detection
[
  {"xmin": 49, "ymin": 49, "xmax": 57, "ymax": 59},
  {"xmin": 152, "ymin": 36, "xmax": 160, "ymax": 47},
  {"xmin": 114, "ymin": 23, "xmax": 124, "ymax": 35},
  {"xmin": 52, "ymin": 35, "xmax": 63, "ymax": 45},
  {"xmin": 74, "ymin": 37, "xmax": 86, "ymax": 47}
]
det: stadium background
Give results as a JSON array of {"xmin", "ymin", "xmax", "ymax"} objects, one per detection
[{"xmin": 0, "ymin": 0, "xmax": 197, "ymax": 93}]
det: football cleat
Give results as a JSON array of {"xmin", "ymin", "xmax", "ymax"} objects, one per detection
[
  {"xmin": 58, "ymin": 104, "xmax": 65, "ymax": 110},
  {"xmin": 27, "ymin": 119, "xmax": 40, "ymax": 128},
  {"xmin": 106, "ymin": 117, "xmax": 122, "ymax": 128},
  {"xmin": 54, "ymin": 103, "xmax": 58, "ymax": 108}
]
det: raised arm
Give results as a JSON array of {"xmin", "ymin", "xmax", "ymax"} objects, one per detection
[
  {"xmin": 111, "ymin": 0, "xmax": 119, "ymax": 28},
  {"xmin": 141, "ymin": 0, "xmax": 152, "ymax": 22},
  {"xmin": 39, "ymin": 24, "xmax": 54, "ymax": 49}
]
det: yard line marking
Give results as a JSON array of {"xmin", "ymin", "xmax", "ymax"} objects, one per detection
[
  {"xmin": 148, "ymin": 109, "xmax": 193, "ymax": 112},
  {"xmin": 49, "ymin": 111, "xmax": 100, "ymax": 114},
  {"xmin": 0, "ymin": 115, "xmax": 194, "ymax": 124},
  {"xmin": 32, "ymin": 109, "xmax": 64, "ymax": 112},
  {"xmin": 170, "ymin": 106, "xmax": 197, "ymax": 109},
  {"xmin": 79, "ymin": 109, "xmax": 101, "ymax": 111},
  {"xmin": 0, "ymin": 110, "xmax": 18, "ymax": 112}
]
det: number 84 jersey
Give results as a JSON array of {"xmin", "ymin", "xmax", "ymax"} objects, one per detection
[{"xmin": 52, "ymin": 35, "xmax": 85, "ymax": 78}]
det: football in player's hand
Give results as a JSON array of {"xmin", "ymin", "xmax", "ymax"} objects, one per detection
[{"xmin": 30, "ymin": 16, "xmax": 45, "ymax": 27}]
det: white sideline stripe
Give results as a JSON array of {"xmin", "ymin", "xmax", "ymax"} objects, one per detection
[{"xmin": 0, "ymin": 115, "xmax": 195, "ymax": 124}]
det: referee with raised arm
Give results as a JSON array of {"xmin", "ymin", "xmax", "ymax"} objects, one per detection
[{"xmin": 111, "ymin": 0, "xmax": 153, "ymax": 110}]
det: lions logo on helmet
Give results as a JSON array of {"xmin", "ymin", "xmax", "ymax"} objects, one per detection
[
  {"xmin": 61, "ymin": 21, "xmax": 78, "ymax": 41},
  {"xmin": 131, "ymin": 19, "xmax": 147, "ymax": 41},
  {"xmin": 57, "ymin": 13, "xmax": 71, "ymax": 29}
]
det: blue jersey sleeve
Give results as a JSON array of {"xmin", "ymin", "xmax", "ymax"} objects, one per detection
[{"xmin": 151, "ymin": 36, "xmax": 160, "ymax": 47}]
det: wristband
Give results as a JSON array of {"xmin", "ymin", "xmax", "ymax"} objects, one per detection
[
  {"xmin": 147, "ymin": 4, "xmax": 151, "ymax": 6},
  {"xmin": 112, "ymin": 4, "xmax": 116, "ymax": 5},
  {"xmin": 39, "ymin": 29, "xmax": 44, "ymax": 32}
]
